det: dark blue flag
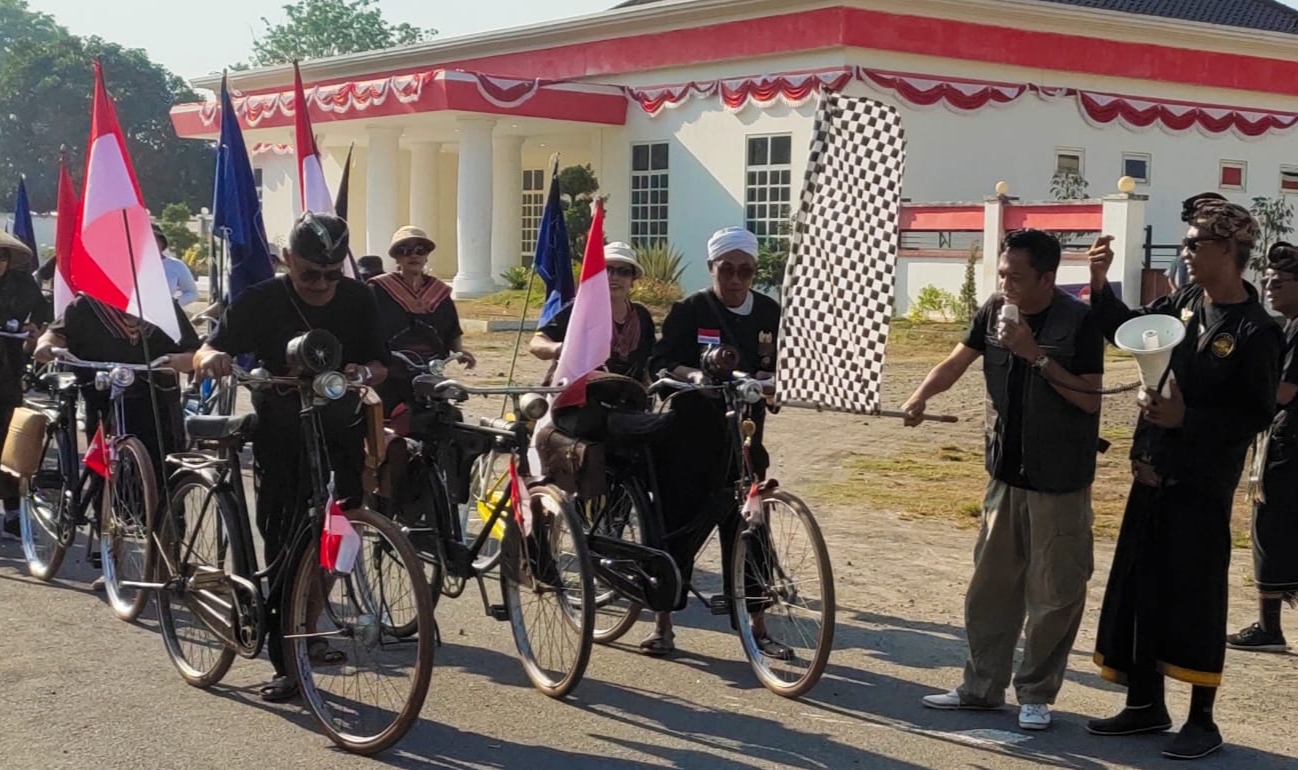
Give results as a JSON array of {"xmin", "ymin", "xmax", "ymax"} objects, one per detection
[
  {"xmin": 533, "ymin": 166, "xmax": 573, "ymax": 326},
  {"xmin": 212, "ymin": 72, "xmax": 274, "ymax": 302},
  {"xmin": 11, "ymin": 176, "xmax": 37, "ymax": 260}
]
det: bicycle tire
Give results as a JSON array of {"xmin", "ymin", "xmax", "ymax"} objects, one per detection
[
  {"xmin": 100, "ymin": 436, "xmax": 158, "ymax": 622},
  {"xmin": 587, "ymin": 475, "xmax": 650, "ymax": 645},
  {"xmin": 729, "ymin": 488, "xmax": 835, "ymax": 699},
  {"xmin": 501, "ymin": 483, "xmax": 595, "ymax": 699},
  {"xmin": 155, "ymin": 472, "xmax": 244, "ymax": 688},
  {"xmin": 19, "ymin": 425, "xmax": 76, "ymax": 581},
  {"xmin": 287, "ymin": 505, "xmax": 435, "ymax": 756}
]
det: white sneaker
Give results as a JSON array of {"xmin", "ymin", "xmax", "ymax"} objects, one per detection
[
  {"xmin": 921, "ymin": 690, "xmax": 1001, "ymax": 710},
  {"xmin": 1019, "ymin": 703, "xmax": 1051, "ymax": 730}
]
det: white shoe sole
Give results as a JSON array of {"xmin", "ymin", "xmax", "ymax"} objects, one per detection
[{"xmin": 1019, "ymin": 720, "xmax": 1051, "ymax": 731}]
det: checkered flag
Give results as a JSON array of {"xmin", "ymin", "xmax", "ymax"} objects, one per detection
[{"xmin": 775, "ymin": 93, "xmax": 906, "ymax": 415}]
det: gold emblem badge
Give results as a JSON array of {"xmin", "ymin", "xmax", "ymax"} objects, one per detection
[
  {"xmin": 1211, "ymin": 333, "xmax": 1236, "ymax": 358},
  {"xmin": 1181, "ymin": 308, "xmax": 1195, "ymax": 323}
]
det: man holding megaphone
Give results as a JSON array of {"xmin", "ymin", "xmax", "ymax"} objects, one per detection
[{"xmin": 1084, "ymin": 195, "xmax": 1283, "ymax": 760}]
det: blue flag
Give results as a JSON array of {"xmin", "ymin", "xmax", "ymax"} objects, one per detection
[
  {"xmin": 11, "ymin": 177, "xmax": 37, "ymax": 260},
  {"xmin": 533, "ymin": 166, "xmax": 573, "ymax": 326},
  {"xmin": 212, "ymin": 73, "xmax": 274, "ymax": 302}
]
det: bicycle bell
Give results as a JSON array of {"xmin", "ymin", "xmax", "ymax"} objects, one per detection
[
  {"xmin": 736, "ymin": 378, "xmax": 765, "ymax": 404},
  {"xmin": 285, "ymin": 329, "xmax": 343, "ymax": 376}
]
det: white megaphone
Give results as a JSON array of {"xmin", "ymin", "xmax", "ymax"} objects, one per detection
[{"xmin": 1114, "ymin": 315, "xmax": 1186, "ymax": 398}]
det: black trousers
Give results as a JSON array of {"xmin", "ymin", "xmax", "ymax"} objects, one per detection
[
  {"xmin": 0, "ymin": 404, "xmax": 17, "ymax": 509},
  {"xmin": 251, "ymin": 389, "xmax": 365, "ymax": 677}
]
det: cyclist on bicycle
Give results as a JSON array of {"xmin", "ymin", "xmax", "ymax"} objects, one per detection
[
  {"xmin": 0, "ymin": 232, "xmax": 50, "ymax": 538},
  {"xmin": 193, "ymin": 211, "xmax": 389, "ymax": 703},
  {"xmin": 646, "ymin": 226, "xmax": 788, "ymax": 659}
]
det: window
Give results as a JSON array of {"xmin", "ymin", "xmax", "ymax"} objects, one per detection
[
  {"xmin": 253, "ymin": 167, "xmax": 264, "ymax": 203},
  {"xmin": 1055, "ymin": 148, "xmax": 1084, "ymax": 177},
  {"xmin": 1121, "ymin": 152, "xmax": 1151, "ymax": 184},
  {"xmin": 745, "ymin": 135, "xmax": 793, "ymax": 247},
  {"xmin": 1281, "ymin": 166, "xmax": 1298, "ymax": 195},
  {"xmin": 630, "ymin": 142, "xmax": 669, "ymax": 246},
  {"xmin": 520, "ymin": 169, "xmax": 546, "ymax": 258},
  {"xmin": 1220, "ymin": 160, "xmax": 1247, "ymax": 191}
]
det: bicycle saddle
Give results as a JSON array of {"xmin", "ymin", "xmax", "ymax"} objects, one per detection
[
  {"xmin": 186, "ymin": 413, "xmax": 258, "ymax": 441},
  {"xmin": 606, "ymin": 411, "xmax": 675, "ymax": 442}
]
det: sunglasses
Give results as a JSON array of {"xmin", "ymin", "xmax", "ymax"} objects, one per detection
[
  {"xmin": 606, "ymin": 265, "xmax": 637, "ymax": 279},
  {"xmin": 716, "ymin": 262, "xmax": 756, "ymax": 280},
  {"xmin": 1182, "ymin": 236, "xmax": 1226, "ymax": 254},
  {"xmin": 395, "ymin": 245, "xmax": 430, "ymax": 258},
  {"xmin": 298, "ymin": 267, "xmax": 345, "ymax": 284}
]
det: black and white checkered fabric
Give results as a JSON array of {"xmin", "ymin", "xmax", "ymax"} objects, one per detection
[{"xmin": 775, "ymin": 93, "xmax": 906, "ymax": 415}]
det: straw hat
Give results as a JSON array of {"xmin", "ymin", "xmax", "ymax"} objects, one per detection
[
  {"xmin": 604, "ymin": 242, "xmax": 643, "ymax": 278},
  {"xmin": 0, "ymin": 230, "xmax": 33, "ymax": 269},
  {"xmin": 388, "ymin": 225, "xmax": 435, "ymax": 257}
]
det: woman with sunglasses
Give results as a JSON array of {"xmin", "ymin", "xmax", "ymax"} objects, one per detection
[
  {"xmin": 371, "ymin": 225, "xmax": 475, "ymax": 413},
  {"xmin": 641, "ymin": 226, "xmax": 787, "ymax": 658},
  {"xmin": 529, "ymin": 242, "xmax": 656, "ymax": 384}
]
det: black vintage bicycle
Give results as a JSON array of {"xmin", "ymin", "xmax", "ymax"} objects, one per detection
[
  {"xmin": 147, "ymin": 331, "xmax": 434, "ymax": 755},
  {"xmin": 374, "ymin": 350, "xmax": 596, "ymax": 699}
]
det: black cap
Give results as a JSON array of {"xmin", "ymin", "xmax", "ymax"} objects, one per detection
[
  {"xmin": 289, "ymin": 212, "xmax": 350, "ymax": 266},
  {"xmin": 357, "ymin": 255, "xmax": 384, "ymax": 278},
  {"xmin": 1267, "ymin": 242, "xmax": 1298, "ymax": 276},
  {"xmin": 151, "ymin": 222, "xmax": 168, "ymax": 249}
]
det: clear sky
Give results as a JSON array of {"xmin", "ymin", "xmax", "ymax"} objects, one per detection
[
  {"xmin": 25, "ymin": 0, "xmax": 1298, "ymax": 81},
  {"xmin": 27, "ymin": 0, "xmax": 616, "ymax": 78}
]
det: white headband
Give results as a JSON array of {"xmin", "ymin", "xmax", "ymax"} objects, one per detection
[{"xmin": 707, "ymin": 227, "xmax": 758, "ymax": 263}]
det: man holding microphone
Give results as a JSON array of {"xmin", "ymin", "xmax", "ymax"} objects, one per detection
[{"xmin": 902, "ymin": 228, "xmax": 1105, "ymax": 731}]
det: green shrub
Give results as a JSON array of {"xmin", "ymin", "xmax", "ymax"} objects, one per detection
[
  {"xmin": 755, "ymin": 240, "xmax": 788, "ymax": 296},
  {"xmin": 632, "ymin": 277, "xmax": 683, "ymax": 309},
  {"xmin": 499, "ymin": 265, "xmax": 531, "ymax": 290},
  {"xmin": 635, "ymin": 241, "xmax": 686, "ymax": 285},
  {"xmin": 908, "ymin": 285, "xmax": 959, "ymax": 322}
]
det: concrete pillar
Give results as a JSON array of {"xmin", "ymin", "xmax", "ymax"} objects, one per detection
[
  {"xmin": 491, "ymin": 135, "xmax": 526, "ymax": 285},
  {"xmin": 408, "ymin": 141, "xmax": 440, "ymax": 271},
  {"xmin": 364, "ymin": 126, "xmax": 402, "ymax": 260},
  {"xmin": 453, "ymin": 118, "xmax": 497, "ymax": 298},
  {"xmin": 981, "ymin": 197, "xmax": 1005, "ymax": 301},
  {"xmin": 1102, "ymin": 193, "xmax": 1148, "ymax": 307}
]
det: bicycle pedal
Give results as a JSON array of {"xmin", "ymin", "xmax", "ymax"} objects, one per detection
[
  {"xmin": 488, "ymin": 603, "xmax": 509, "ymax": 621},
  {"xmin": 708, "ymin": 595, "xmax": 732, "ymax": 616}
]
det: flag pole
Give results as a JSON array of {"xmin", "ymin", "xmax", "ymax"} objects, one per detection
[{"xmin": 499, "ymin": 152, "xmax": 559, "ymax": 416}]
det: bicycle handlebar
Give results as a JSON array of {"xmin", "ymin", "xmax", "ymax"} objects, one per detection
[
  {"xmin": 390, "ymin": 349, "xmax": 469, "ymax": 373},
  {"xmin": 431, "ymin": 379, "xmax": 567, "ymax": 399},
  {"xmin": 50, "ymin": 348, "xmax": 174, "ymax": 371}
]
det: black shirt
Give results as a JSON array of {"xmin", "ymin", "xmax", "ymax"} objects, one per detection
[
  {"xmin": 539, "ymin": 301, "xmax": 656, "ymax": 381},
  {"xmin": 651, "ymin": 290, "xmax": 781, "ymax": 375},
  {"xmin": 371, "ymin": 284, "xmax": 463, "ymax": 358},
  {"xmin": 0, "ymin": 269, "xmax": 45, "ymax": 405},
  {"xmin": 208, "ymin": 275, "xmax": 388, "ymax": 374},
  {"xmin": 963, "ymin": 298, "xmax": 1105, "ymax": 489}
]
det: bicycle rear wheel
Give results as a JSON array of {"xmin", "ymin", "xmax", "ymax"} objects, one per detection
[
  {"xmin": 729, "ymin": 488, "xmax": 835, "ymax": 699},
  {"xmin": 585, "ymin": 476, "xmax": 650, "ymax": 645},
  {"xmin": 19, "ymin": 426, "xmax": 75, "ymax": 581},
  {"xmin": 155, "ymin": 472, "xmax": 244, "ymax": 688},
  {"xmin": 286, "ymin": 506, "xmax": 434, "ymax": 756},
  {"xmin": 101, "ymin": 436, "xmax": 157, "ymax": 622},
  {"xmin": 501, "ymin": 483, "xmax": 594, "ymax": 698}
]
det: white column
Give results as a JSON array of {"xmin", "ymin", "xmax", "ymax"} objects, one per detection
[
  {"xmin": 407, "ymin": 141, "xmax": 440, "ymax": 271},
  {"xmin": 453, "ymin": 118, "xmax": 497, "ymax": 297},
  {"xmin": 1102, "ymin": 193, "xmax": 1148, "ymax": 307},
  {"xmin": 365, "ymin": 126, "xmax": 402, "ymax": 258},
  {"xmin": 491, "ymin": 135, "xmax": 525, "ymax": 284},
  {"xmin": 981, "ymin": 197, "xmax": 1005, "ymax": 301}
]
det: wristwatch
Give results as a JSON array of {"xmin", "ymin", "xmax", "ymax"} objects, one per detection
[{"xmin": 1031, "ymin": 353, "xmax": 1050, "ymax": 370}]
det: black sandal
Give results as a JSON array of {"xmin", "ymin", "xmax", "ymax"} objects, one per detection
[
  {"xmin": 756, "ymin": 635, "xmax": 793, "ymax": 661},
  {"xmin": 308, "ymin": 639, "xmax": 347, "ymax": 666},
  {"xmin": 638, "ymin": 629, "xmax": 676, "ymax": 656},
  {"xmin": 259, "ymin": 675, "xmax": 299, "ymax": 702}
]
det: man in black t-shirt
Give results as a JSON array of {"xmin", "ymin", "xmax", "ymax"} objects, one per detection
[
  {"xmin": 195, "ymin": 212, "xmax": 388, "ymax": 703},
  {"xmin": 902, "ymin": 229, "xmax": 1104, "ymax": 731}
]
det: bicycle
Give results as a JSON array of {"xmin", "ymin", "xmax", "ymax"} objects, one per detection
[
  {"xmin": 147, "ymin": 332, "xmax": 435, "ymax": 755},
  {"xmin": 375, "ymin": 350, "xmax": 596, "ymax": 699},
  {"xmin": 17, "ymin": 348, "xmax": 175, "ymax": 622}
]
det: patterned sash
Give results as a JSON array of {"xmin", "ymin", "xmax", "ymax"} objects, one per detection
[{"xmin": 372, "ymin": 272, "xmax": 451, "ymax": 316}]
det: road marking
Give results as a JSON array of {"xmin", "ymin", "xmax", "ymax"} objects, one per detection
[{"xmin": 924, "ymin": 728, "xmax": 1035, "ymax": 747}]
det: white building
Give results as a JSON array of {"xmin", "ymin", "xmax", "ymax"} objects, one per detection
[{"xmin": 172, "ymin": 0, "xmax": 1298, "ymax": 310}]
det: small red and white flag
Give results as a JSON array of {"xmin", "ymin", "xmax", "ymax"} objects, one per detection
[
  {"xmin": 69, "ymin": 61, "xmax": 180, "ymax": 340},
  {"xmin": 508, "ymin": 457, "xmax": 532, "ymax": 537},
  {"xmin": 84, "ymin": 426, "xmax": 111, "ymax": 478},
  {"xmin": 51, "ymin": 151, "xmax": 79, "ymax": 320},
  {"xmin": 292, "ymin": 62, "xmax": 354, "ymax": 277},
  {"xmin": 319, "ymin": 494, "xmax": 361, "ymax": 575}
]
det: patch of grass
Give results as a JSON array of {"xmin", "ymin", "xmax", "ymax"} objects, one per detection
[
  {"xmin": 814, "ymin": 445, "xmax": 988, "ymax": 527},
  {"xmin": 887, "ymin": 318, "xmax": 966, "ymax": 361}
]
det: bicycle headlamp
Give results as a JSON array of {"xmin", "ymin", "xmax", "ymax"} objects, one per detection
[
  {"xmin": 286, "ymin": 329, "xmax": 343, "ymax": 376},
  {"xmin": 701, "ymin": 344, "xmax": 740, "ymax": 377},
  {"xmin": 518, "ymin": 392, "xmax": 549, "ymax": 421},
  {"xmin": 312, "ymin": 371, "xmax": 347, "ymax": 401}
]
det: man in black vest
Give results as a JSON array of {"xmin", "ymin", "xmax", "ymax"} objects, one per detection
[{"xmin": 902, "ymin": 228, "xmax": 1104, "ymax": 731}]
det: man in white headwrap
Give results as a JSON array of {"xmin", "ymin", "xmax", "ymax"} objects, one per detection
[{"xmin": 644, "ymin": 226, "xmax": 786, "ymax": 657}]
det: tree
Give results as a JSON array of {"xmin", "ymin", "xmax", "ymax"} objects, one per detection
[
  {"xmin": 1249, "ymin": 196, "xmax": 1295, "ymax": 273},
  {"xmin": 559, "ymin": 164, "xmax": 600, "ymax": 258},
  {"xmin": 1048, "ymin": 170, "xmax": 1090, "ymax": 247},
  {"xmin": 0, "ymin": 0, "xmax": 213, "ymax": 212},
  {"xmin": 158, "ymin": 202, "xmax": 199, "ymax": 255},
  {"xmin": 247, "ymin": 0, "xmax": 436, "ymax": 67}
]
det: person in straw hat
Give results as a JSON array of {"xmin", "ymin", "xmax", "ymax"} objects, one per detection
[
  {"xmin": 529, "ymin": 241, "xmax": 656, "ymax": 384},
  {"xmin": 371, "ymin": 225, "xmax": 474, "ymax": 413},
  {"xmin": 0, "ymin": 231, "xmax": 45, "ymax": 538}
]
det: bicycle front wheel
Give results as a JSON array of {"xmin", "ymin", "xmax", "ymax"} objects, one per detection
[
  {"xmin": 286, "ymin": 505, "xmax": 435, "ymax": 756},
  {"xmin": 19, "ymin": 425, "xmax": 75, "ymax": 581},
  {"xmin": 730, "ymin": 488, "xmax": 835, "ymax": 699},
  {"xmin": 501, "ymin": 483, "xmax": 594, "ymax": 698},
  {"xmin": 100, "ymin": 436, "xmax": 157, "ymax": 622}
]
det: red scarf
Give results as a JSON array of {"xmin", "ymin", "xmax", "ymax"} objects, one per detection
[
  {"xmin": 611, "ymin": 302, "xmax": 641, "ymax": 360},
  {"xmin": 372, "ymin": 272, "xmax": 451, "ymax": 315}
]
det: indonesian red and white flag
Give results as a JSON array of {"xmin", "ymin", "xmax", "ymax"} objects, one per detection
[
  {"xmin": 69, "ymin": 61, "xmax": 180, "ymax": 340},
  {"xmin": 292, "ymin": 62, "xmax": 353, "ymax": 276},
  {"xmin": 549, "ymin": 199, "xmax": 610, "ymax": 390},
  {"xmin": 51, "ymin": 151, "xmax": 79, "ymax": 320}
]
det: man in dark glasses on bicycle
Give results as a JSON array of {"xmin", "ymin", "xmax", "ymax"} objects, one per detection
[{"xmin": 194, "ymin": 211, "xmax": 389, "ymax": 703}]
